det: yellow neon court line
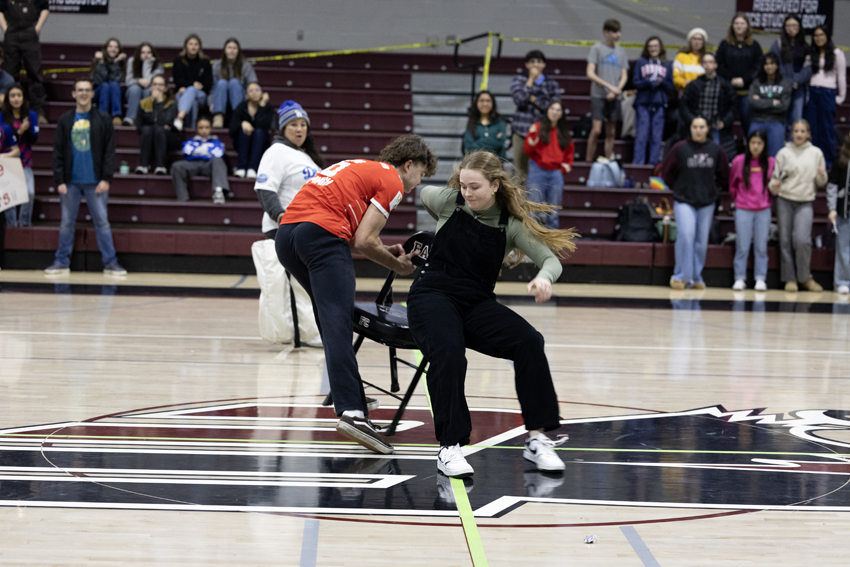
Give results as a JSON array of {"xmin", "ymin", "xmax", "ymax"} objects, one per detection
[{"xmin": 452, "ymin": 477, "xmax": 490, "ymax": 567}]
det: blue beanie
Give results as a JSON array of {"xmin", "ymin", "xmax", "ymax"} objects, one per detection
[{"xmin": 278, "ymin": 100, "xmax": 310, "ymax": 129}]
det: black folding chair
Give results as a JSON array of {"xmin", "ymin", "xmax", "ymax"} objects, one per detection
[{"xmin": 322, "ymin": 231, "xmax": 433, "ymax": 436}]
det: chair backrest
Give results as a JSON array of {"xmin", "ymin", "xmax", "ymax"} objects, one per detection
[{"xmin": 376, "ymin": 231, "xmax": 435, "ymax": 305}]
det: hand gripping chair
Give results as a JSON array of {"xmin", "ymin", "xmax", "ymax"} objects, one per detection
[{"xmin": 322, "ymin": 231, "xmax": 434, "ymax": 436}]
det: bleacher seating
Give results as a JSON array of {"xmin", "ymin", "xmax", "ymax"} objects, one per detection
[{"xmin": 3, "ymin": 43, "xmax": 849, "ymax": 284}]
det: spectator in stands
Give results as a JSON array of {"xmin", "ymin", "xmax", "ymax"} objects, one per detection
[
  {"xmin": 135, "ymin": 75, "xmax": 180, "ymax": 175},
  {"xmin": 716, "ymin": 14, "xmax": 762, "ymax": 137},
  {"xmin": 632, "ymin": 36, "xmax": 672, "ymax": 165},
  {"xmin": 124, "ymin": 42, "xmax": 164, "ymax": 127},
  {"xmin": 254, "ymin": 100, "xmax": 323, "ymax": 239},
  {"xmin": 827, "ymin": 132, "xmax": 850, "ymax": 294},
  {"xmin": 45, "ymin": 78, "xmax": 124, "ymax": 276},
  {"xmin": 170, "ymin": 115, "xmax": 229, "ymax": 204},
  {"xmin": 0, "ymin": 0, "xmax": 48, "ymax": 124},
  {"xmin": 748, "ymin": 53, "xmax": 792, "ymax": 158},
  {"xmin": 172, "ymin": 34, "xmax": 212, "ymax": 131},
  {"xmin": 524, "ymin": 100, "xmax": 574, "ymax": 229},
  {"xmin": 679, "ymin": 52, "xmax": 737, "ymax": 159},
  {"xmin": 229, "ymin": 82, "xmax": 273, "ymax": 178},
  {"xmin": 0, "ymin": 83, "xmax": 36, "ymax": 227},
  {"xmin": 211, "ymin": 38, "xmax": 257, "ymax": 129},
  {"xmin": 730, "ymin": 130, "xmax": 774, "ymax": 291},
  {"xmin": 462, "ymin": 90, "xmax": 507, "ymax": 160},
  {"xmin": 769, "ymin": 119, "xmax": 827, "ymax": 292},
  {"xmin": 805, "ymin": 26, "xmax": 846, "ymax": 169},
  {"xmin": 769, "ymin": 15, "xmax": 811, "ymax": 138},
  {"xmin": 0, "ymin": 47, "xmax": 16, "ymax": 106},
  {"xmin": 0, "ymin": 100, "xmax": 19, "ymax": 226},
  {"xmin": 91, "ymin": 38, "xmax": 126, "ymax": 127},
  {"xmin": 510, "ymin": 50, "xmax": 560, "ymax": 179},
  {"xmin": 673, "ymin": 28, "xmax": 707, "ymax": 92},
  {"xmin": 658, "ymin": 116, "xmax": 729, "ymax": 290},
  {"xmin": 586, "ymin": 19, "xmax": 629, "ymax": 163}
]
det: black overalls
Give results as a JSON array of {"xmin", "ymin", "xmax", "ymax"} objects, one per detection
[
  {"xmin": 407, "ymin": 191, "xmax": 561, "ymax": 447},
  {"xmin": 3, "ymin": 0, "xmax": 46, "ymax": 114}
]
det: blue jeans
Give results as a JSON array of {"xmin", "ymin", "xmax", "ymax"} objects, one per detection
[
  {"xmin": 633, "ymin": 104, "xmax": 665, "ymax": 165},
  {"xmin": 236, "ymin": 129, "xmax": 268, "ymax": 171},
  {"xmin": 212, "ymin": 78, "xmax": 244, "ymax": 114},
  {"xmin": 0, "ymin": 70, "xmax": 15, "ymax": 96},
  {"xmin": 735, "ymin": 94, "xmax": 751, "ymax": 138},
  {"xmin": 125, "ymin": 85, "xmax": 151, "ymax": 122},
  {"xmin": 55, "ymin": 183, "xmax": 117, "ymax": 267},
  {"xmin": 786, "ymin": 86, "xmax": 806, "ymax": 139},
  {"xmin": 526, "ymin": 160, "xmax": 563, "ymax": 229},
  {"xmin": 177, "ymin": 86, "xmax": 207, "ymax": 128},
  {"xmin": 835, "ymin": 215, "xmax": 850, "ymax": 288},
  {"xmin": 672, "ymin": 201, "xmax": 714, "ymax": 285},
  {"xmin": 4, "ymin": 167, "xmax": 35, "ymax": 227},
  {"xmin": 804, "ymin": 85, "xmax": 838, "ymax": 168},
  {"xmin": 95, "ymin": 82, "xmax": 122, "ymax": 117},
  {"xmin": 734, "ymin": 207, "xmax": 771, "ymax": 281},
  {"xmin": 749, "ymin": 121, "xmax": 785, "ymax": 158}
]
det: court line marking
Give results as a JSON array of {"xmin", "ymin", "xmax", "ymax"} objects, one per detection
[
  {"xmin": 0, "ymin": 330, "xmax": 263, "ymax": 340},
  {"xmin": 452, "ymin": 477, "xmax": 490, "ymax": 567},
  {"xmin": 299, "ymin": 519, "xmax": 320, "ymax": 567},
  {"xmin": 0, "ymin": 473, "xmax": 414, "ymax": 489},
  {"xmin": 0, "ymin": 445, "xmax": 439, "ymax": 460},
  {"xmin": 621, "ymin": 526, "xmax": 661, "ymax": 567},
  {"xmin": 546, "ymin": 343, "xmax": 850, "ymax": 356}
]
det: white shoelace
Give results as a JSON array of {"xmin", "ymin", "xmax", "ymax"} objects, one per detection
[{"xmin": 533, "ymin": 434, "xmax": 569, "ymax": 448}]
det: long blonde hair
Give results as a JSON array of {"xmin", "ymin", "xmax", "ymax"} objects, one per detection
[{"xmin": 447, "ymin": 151, "xmax": 578, "ymax": 266}]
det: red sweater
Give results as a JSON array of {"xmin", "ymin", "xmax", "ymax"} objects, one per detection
[{"xmin": 524, "ymin": 122, "xmax": 575, "ymax": 174}]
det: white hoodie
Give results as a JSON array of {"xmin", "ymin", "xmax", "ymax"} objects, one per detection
[{"xmin": 771, "ymin": 140, "xmax": 828, "ymax": 202}]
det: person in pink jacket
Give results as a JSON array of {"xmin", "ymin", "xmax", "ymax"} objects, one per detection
[{"xmin": 730, "ymin": 130, "xmax": 775, "ymax": 291}]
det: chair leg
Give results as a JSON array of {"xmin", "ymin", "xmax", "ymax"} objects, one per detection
[
  {"xmin": 389, "ymin": 348, "xmax": 400, "ymax": 393},
  {"xmin": 322, "ymin": 392, "xmax": 333, "ymax": 407},
  {"xmin": 385, "ymin": 358, "xmax": 428, "ymax": 437}
]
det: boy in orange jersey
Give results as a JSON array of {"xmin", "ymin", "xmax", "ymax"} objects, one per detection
[{"xmin": 276, "ymin": 135, "xmax": 437, "ymax": 454}]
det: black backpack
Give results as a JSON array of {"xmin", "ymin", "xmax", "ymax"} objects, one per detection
[
  {"xmin": 615, "ymin": 197, "xmax": 659, "ymax": 242},
  {"xmin": 572, "ymin": 113, "xmax": 593, "ymax": 139}
]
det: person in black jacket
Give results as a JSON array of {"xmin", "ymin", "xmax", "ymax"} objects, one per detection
[
  {"xmin": 229, "ymin": 82, "xmax": 274, "ymax": 178},
  {"xmin": 827, "ymin": 132, "xmax": 850, "ymax": 294},
  {"xmin": 135, "ymin": 75, "xmax": 180, "ymax": 175},
  {"xmin": 172, "ymin": 33, "xmax": 211, "ymax": 131},
  {"xmin": 659, "ymin": 116, "xmax": 729, "ymax": 290},
  {"xmin": 716, "ymin": 14, "xmax": 762, "ymax": 136},
  {"xmin": 0, "ymin": 0, "xmax": 49, "ymax": 123},
  {"xmin": 679, "ymin": 52, "xmax": 738, "ymax": 159},
  {"xmin": 90, "ymin": 38, "xmax": 126, "ymax": 127},
  {"xmin": 45, "ymin": 78, "xmax": 124, "ymax": 276}
]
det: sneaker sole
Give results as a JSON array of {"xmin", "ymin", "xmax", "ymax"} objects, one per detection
[
  {"xmin": 336, "ymin": 420, "xmax": 393, "ymax": 455},
  {"xmin": 523, "ymin": 449, "xmax": 566, "ymax": 472},
  {"xmin": 45, "ymin": 269, "xmax": 70, "ymax": 275},
  {"xmin": 437, "ymin": 461, "xmax": 474, "ymax": 478},
  {"xmin": 366, "ymin": 397, "xmax": 380, "ymax": 411},
  {"xmin": 103, "ymin": 270, "xmax": 127, "ymax": 276}
]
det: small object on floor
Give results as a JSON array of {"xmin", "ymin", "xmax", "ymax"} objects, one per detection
[
  {"xmin": 585, "ymin": 535, "xmax": 596, "ymax": 544},
  {"xmin": 135, "ymin": 165, "xmax": 149, "ymax": 175},
  {"xmin": 212, "ymin": 187, "xmax": 226, "ymax": 204},
  {"xmin": 691, "ymin": 282, "xmax": 706, "ymax": 290},
  {"xmin": 234, "ymin": 169, "xmax": 246, "ymax": 178},
  {"xmin": 437, "ymin": 444, "xmax": 474, "ymax": 478},
  {"xmin": 212, "ymin": 114, "xmax": 224, "ymax": 128},
  {"xmin": 838, "ymin": 285, "xmax": 850, "ymax": 294},
  {"xmin": 247, "ymin": 169, "xmax": 258, "ymax": 179},
  {"xmin": 523, "ymin": 433, "xmax": 567, "ymax": 472},
  {"xmin": 103, "ymin": 262, "xmax": 127, "ymax": 276},
  {"xmin": 801, "ymin": 277, "xmax": 823, "ymax": 292},
  {"xmin": 366, "ymin": 396, "xmax": 379, "ymax": 411},
  {"xmin": 669, "ymin": 278, "xmax": 685, "ymax": 290},
  {"xmin": 754, "ymin": 280, "xmax": 767, "ymax": 291},
  {"xmin": 732, "ymin": 280, "xmax": 746, "ymax": 291},
  {"xmin": 336, "ymin": 414, "xmax": 393, "ymax": 454},
  {"xmin": 173, "ymin": 117, "xmax": 183, "ymax": 131},
  {"xmin": 122, "ymin": 117, "xmax": 135, "ymax": 127},
  {"xmin": 112, "ymin": 116, "xmax": 123, "ymax": 127},
  {"xmin": 785, "ymin": 281, "xmax": 798, "ymax": 292},
  {"xmin": 154, "ymin": 166, "xmax": 168, "ymax": 175},
  {"xmin": 44, "ymin": 262, "xmax": 70, "ymax": 275}
]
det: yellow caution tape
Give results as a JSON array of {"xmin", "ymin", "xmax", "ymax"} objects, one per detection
[{"xmin": 479, "ymin": 32, "xmax": 495, "ymax": 91}]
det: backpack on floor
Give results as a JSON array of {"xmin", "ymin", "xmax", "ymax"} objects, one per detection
[
  {"xmin": 587, "ymin": 159, "xmax": 622, "ymax": 187},
  {"xmin": 615, "ymin": 197, "xmax": 659, "ymax": 242}
]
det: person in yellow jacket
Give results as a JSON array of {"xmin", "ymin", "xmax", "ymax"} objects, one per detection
[{"xmin": 673, "ymin": 28, "xmax": 707, "ymax": 91}]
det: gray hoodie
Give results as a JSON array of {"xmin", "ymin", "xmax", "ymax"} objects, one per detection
[
  {"xmin": 211, "ymin": 59, "xmax": 258, "ymax": 86},
  {"xmin": 747, "ymin": 77, "xmax": 792, "ymax": 124},
  {"xmin": 771, "ymin": 140, "xmax": 828, "ymax": 202}
]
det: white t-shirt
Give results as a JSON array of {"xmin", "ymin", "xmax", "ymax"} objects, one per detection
[{"xmin": 253, "ymin": 142, "xmax": 321, "ymax": 233}]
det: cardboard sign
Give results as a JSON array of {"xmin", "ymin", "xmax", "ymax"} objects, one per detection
[{"xmin": 0, "ymin": 158, "xmax": 29, "ymax": 214}]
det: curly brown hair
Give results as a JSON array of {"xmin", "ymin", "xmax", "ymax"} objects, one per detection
[
  {"xmin": 377, "ymin": 134, "xmax": 438, "ymax": 177},
  {"xmin": 448, "ymin": 151, "xmax": 578, "ymax": 265}
]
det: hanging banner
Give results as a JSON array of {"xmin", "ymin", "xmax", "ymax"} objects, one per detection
[
  {"xmin": 737, "ymin": 0, "xmax": 833, "ymax": 35},
  {"xmin": 48, "ymin": 0, "xmax": 109, "ymax": 14}
]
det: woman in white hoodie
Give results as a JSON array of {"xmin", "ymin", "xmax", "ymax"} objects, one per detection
[{"xmin": 769, "ymin": 119, "xmax": 828, "ymax": 291}]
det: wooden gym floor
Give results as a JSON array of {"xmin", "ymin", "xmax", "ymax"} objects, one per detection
[{"xmin": 1, "ymin": 269, "xmax": 849, "ymax": 566}]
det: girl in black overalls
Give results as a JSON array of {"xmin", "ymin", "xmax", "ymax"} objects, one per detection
[{"xmin": 408, "ymin": 150, "xmax": 577, "ymax": 478}]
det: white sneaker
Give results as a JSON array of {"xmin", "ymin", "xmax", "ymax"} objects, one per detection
[
  {"xmin": 838, "ymin": 285, "xmax": 850, "ymax": 294},
  {"xmin": 523, "ymin": 433, "xmax": 567, "ymax": 472},
  {"xmin": 134, "ymin": 165, "xmax": 149, "ymax": 175},
  {"xmin": 212, "ymin": 187, "xmax": 225, "ymax": 204},
  {"xmin": 754, "ymin": 280, "xmax": 767, "ymax": 291},
  {"xmin": 732, "ymin": 280, "xmax": 746, "ymax": 291},
  {"xmin": 234, "ymin": 169, "xmax": 246, "ymax": 178},
  {"xmin": 173, "ymin": 117, "xmax": 183, "ymax": 132},
  {"xmin": 437, "ymin": 444, "xmax": 474, "ymax": 478},
  {"xmin": 246, "ymin": 169, "xmax": 258, "ymax": 179}
]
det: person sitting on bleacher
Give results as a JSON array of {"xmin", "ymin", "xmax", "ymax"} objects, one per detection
[
  {"xmin": 172, "ymin": 33, "xmax": 212, "ymax": 131},
  {"xmin": 229, "ymin": 82, "xmax": 273, "ymax": 179},
  {"xmin": 135, "ymin": 75, "xmax": 180, "ymax": 175},
  {"xmin": 461, "ymin": 90, "xmax": 507, "ymax": 160},
  {"xmin": 91, "ymin": 38, "xmax": 127, "ymax": 128},
  {"xmin": 510, "ymin": 50, "xmax": 560, "ymax": 179},
  {"xmin": 124, "ymin": 42, "xmax": 165, "ymax": 128},
  {"xmin": 211, "ymin": 37, "xmax": 257, "ymax": 129},
  {"xmin": 170, "ymin": 115, "xmax": 230, "ymax": 204}
]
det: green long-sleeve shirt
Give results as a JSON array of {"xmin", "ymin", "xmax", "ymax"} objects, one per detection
[{"xmin": 419, "ymin": 185, "xmax": 563, "ymax": 284}]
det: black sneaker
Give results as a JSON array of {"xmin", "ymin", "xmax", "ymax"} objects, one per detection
[{"xmin": 336, "ymin": 415, "xmax": 393, "ymax": 454}]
